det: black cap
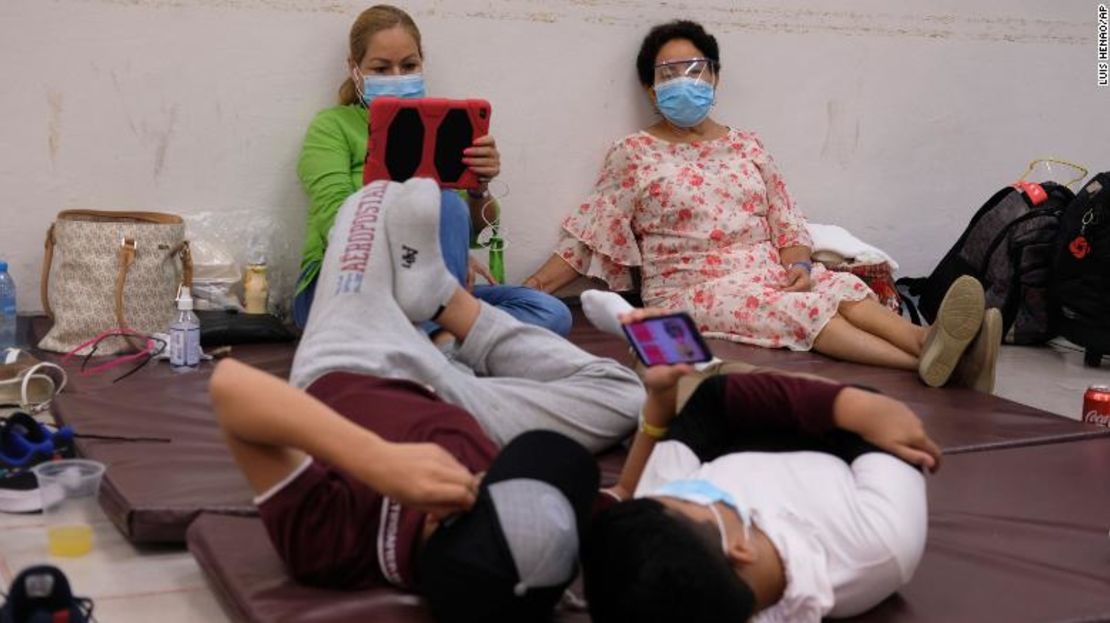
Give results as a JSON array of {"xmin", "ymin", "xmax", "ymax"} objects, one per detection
[{"xmin": 417, "ymin": 430, "xmax": 599, "ymax": 623}]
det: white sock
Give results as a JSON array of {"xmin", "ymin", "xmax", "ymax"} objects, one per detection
[
  {"xmin": 581, "ymin": 290, "xmax": 634, "ymax": 337},
  {"xmin": 694, "ymin": 357, "xmax": 723, "ymax": 371},
  {"xmin": 385, "ymin": 179, "xmax": 459, "ymax": 323},
  {"xmin": 582, "ymin": 289, "xmax": 721, "ymax": 369}
]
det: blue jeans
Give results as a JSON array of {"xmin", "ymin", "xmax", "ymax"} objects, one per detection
[{"xmin": 293, "ymin": 190, "xmax": 571, "ymax": 336}]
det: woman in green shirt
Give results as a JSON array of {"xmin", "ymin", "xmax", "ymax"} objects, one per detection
[{"xmin": 293, "ymin": 4, "xmax": 571, "ymax": 336}]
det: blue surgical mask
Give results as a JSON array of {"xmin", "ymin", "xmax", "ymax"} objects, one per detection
[
  {"xmin": 359, "ymin": 73, "xmax": 426, "ymax": 106},
  {"xmin": 653, "ymin": 479, "xmax": 751, "ymax": 550},
  {"xmin": 654, "ymin": 77, "xmax": 715, "ymax": 128}
]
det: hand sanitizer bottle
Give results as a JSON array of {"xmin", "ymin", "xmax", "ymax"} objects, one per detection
[{"xmin": 170, "ymin": 287, "xmax": 201, "ymax": 372}]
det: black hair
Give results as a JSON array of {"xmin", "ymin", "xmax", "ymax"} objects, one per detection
[
  {"xmin": 635, "ymin": 20, "xmax": 721, "ymax": 87},
  {"xmin": 583, "ymin": 498, "xmax": 756, "ymax": 623}
]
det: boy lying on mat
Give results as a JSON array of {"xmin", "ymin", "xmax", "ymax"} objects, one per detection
[
  {"xmin": 212, "ymin": 178, "xmax": 644, "ymax": 622},
  {"xmin": 211, "ymin": 178, "xmax": 937, "ymax": 622},
  {"xmin": 582, "ymin": 306, "xmax": 941, "ymax": 623}
]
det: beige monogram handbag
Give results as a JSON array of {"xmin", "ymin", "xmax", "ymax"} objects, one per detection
[{"xmin": 38, "ymin": 210, "xmax": 193, "ymax": 355}]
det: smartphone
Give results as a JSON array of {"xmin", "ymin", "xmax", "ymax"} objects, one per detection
[
  {"xmin": 365, "ymin": 97, "xmax": 491, "ymax": 190},
  {"xmin": 621, "ymin": 312, "xmax": 714, "ymax": 367}
]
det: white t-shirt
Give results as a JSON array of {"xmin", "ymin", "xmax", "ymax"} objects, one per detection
[{"xmin": 635, "ymin": 440, "xmax": 927, "ymax": 622}]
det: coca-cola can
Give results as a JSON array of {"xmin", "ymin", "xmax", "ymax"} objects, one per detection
[{"xmin": 1083, "ymin": 385, "xmax": 1110, "ymax": 428}]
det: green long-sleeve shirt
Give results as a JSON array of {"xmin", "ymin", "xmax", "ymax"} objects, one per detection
[
  {"xmin": 296, "ymin": 104, "xmax": 494, "ymax": 293},
  {"xmin": 296, "ymin": 105, "xmax": 367, "ymax": 292}
]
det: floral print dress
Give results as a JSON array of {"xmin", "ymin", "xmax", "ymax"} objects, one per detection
[{"xmin": 556, "ymin": 129, "xmax": 872, "ymax": 351}]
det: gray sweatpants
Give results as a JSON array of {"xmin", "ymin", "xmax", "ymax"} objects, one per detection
[{"xmin": 291, "ymin": 182, "xmax": 643, "ymax": 452}]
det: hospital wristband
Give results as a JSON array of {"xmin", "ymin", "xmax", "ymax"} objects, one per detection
[
  {"xmin": 639, "ymin": 418, "xmax": 668, "ymax": 440},
  {"xmin": 788, "ymin": 260, "xmax": 813, "ymax": 273}
]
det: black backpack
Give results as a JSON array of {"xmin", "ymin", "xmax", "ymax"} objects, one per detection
[
  {"xmin": 898, "ymin": 181, "xmax": 1075, "ymax": 345},
  {"xmin": 1055, "ymin": 172, "xmax": 1110, "ymax": 366},
  {"xmin": 0, "ymin": 565, "xmax": 93, "ymax": 623}
]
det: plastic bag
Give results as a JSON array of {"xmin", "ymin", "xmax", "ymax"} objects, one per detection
[
  {"xmin": 184, "ymin": 210, "xmax": 300, "ymax": 319},
  {"xmin": 190, "ymin": 239, "xmax": 243, "ymax": 311}
]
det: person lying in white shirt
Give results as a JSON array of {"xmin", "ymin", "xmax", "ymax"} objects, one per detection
[{"xmin": 583, "ymin": 308, "xmax": 942, "ymax": 623}]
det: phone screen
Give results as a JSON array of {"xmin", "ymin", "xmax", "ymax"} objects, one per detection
[{"xmin": 622, "ymin": 313, "xmax": 713, "ymax": 366}]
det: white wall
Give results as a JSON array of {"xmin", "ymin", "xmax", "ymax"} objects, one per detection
[{"xmin": 0, "ymin": 0, "xmax": 1105, "ymax": 313}]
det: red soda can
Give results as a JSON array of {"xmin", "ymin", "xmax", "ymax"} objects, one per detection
[{"xmin": 1083, "ymin": 385, "xmax": 1110, "ymax": 428}]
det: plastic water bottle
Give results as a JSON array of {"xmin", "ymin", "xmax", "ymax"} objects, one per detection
[
  {"xmin": 488, "ymin": 232, "xmax": 505, "ymax": 285},
  {"xmin": 169, "ymin": 287, "xmax": 200, "ymax": 372},
  {"xmin": 0, "ymin": 261, "xmax": 16, "ymax": 350}
]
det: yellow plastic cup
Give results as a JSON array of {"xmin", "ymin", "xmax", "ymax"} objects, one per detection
[{"xmin": 33, "ymin": 459, "xmax": 105, "ymax": 557}]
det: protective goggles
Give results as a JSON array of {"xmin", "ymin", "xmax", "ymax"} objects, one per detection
[{"xmin": 653, "ymin": 57, "xmax": 718, "ymax": 85}]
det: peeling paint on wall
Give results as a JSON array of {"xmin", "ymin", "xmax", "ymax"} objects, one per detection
[
  {"xmin": 76, "ymin": 0, "xmax": 1088, "ymax": 45},
  {"xmin": 109, "ymin": 69, "xmax": 141, "ymax": 137},
  {"xmin": 152, "ymin": 105, "xmax": 178, "ymax": 178},
  {"xmin": 46, "ymin": 90, "xmax": 64, "ymax": 164},
  {"xmin": 820, "ymin": 99, "xmax": 859, "ymax": 168}
]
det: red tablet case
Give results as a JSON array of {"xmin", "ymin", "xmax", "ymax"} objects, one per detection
[{"xmin": 364, "ymin": 97, "xmax": 491, "ymax": 190}]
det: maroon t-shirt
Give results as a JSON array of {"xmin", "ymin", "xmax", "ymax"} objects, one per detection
[
  {"xmin": 257, "ymin": 372, "xmax": 498, "ymax": 590},
  {"xmin": 592, "ymin": 372, "xmax": 848, "ymax": 516}
]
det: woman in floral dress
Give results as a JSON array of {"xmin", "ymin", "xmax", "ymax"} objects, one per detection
[{"xmin": 526, "ymin": 20, "xmax": 1000, "ymax": 388}]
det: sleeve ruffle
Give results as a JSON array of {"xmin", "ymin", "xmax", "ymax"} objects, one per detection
[{"xmin": 558, "ymin": 140, "xmax": 643, "ymax": 291}]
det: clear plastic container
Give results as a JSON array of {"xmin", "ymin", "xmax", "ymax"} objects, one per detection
[{"xmin": 33, "ymin": 459, "xmax": 106, "ymax": 557}]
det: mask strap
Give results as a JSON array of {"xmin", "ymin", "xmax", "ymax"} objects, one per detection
[
  {"xmin": 352, "ymin": 66, "xmax": 369, "ymax": 107},
  {"xmin": 708, "ymin": 503, "xmax": 730, "ymax": 554}
]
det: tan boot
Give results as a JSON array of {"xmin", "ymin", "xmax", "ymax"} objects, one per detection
[
  {"xmin": 952, "ymin": 308, "xmax": 1002, "ymax": 393},
  {"xmin": 918, "ymin": 276, "xmax": 986, "ymax": 387}
]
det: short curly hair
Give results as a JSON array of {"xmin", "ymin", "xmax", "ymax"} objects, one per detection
[{"xmin": 635, "ymin": 20, "xmax": 721, "ymax": 87}]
